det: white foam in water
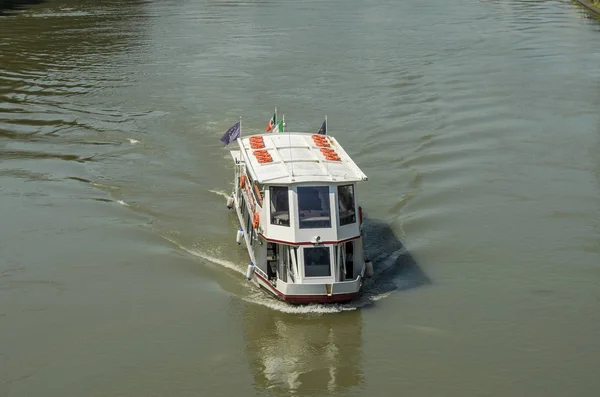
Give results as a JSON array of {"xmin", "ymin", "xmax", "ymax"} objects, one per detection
[
  {"xmin": 117, "ymin": 200, "xmax": 128, "ymax": 206},
  {"xmin": 127, "ymin": 138, "xmax": 139, "ymax": 144},
  {"xmin": 91, "ymin": 182, "xmax": 118, "ymax": 190},
  {"xmin": 208, "ymin": 189, "xmax": 231, "ymax": 198},
  {"xmin": 241, "ymin": 294, "xmax": 359, "ymax": 314},
  {"xmin": 240, "ymin": 272, "xmax": 396, "ymax": 314},
  {"xmin": 30, "ymin": 11, "xmax": 96, "ymax": 18},
  {"xmin": 161, "ymin": 236, "xmax": 245, "ymax": 276}
]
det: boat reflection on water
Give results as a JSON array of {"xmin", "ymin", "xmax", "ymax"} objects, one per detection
[
  {"xmin": 240, "ymin": 217, "xmax": 429, "ymax": 394},
  {"xmin": 242, "ymin": 305, "xmax": 363, "ymax": 395}
]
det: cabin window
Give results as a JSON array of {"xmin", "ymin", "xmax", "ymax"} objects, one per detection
[
  {"xmin": 297, "ymin": 186, "xmax": 331, "ymax": 229},
  {"xmin": 303, "ymin": 247, "xmax": 331, "ymax": 277},
  {"xmin": 338, "ymin": 184, "xmax": 356, "ymax": 226},
  {"xmin": 270, "ymin": 186, "xmax": 290, "ymax": 226}
]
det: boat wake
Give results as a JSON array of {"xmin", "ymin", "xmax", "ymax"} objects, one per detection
[
  {"xmin": 208, "ymin": 189, "xmax": 231, "ymax": 199},
  {"xmin": 361, "ymin": 217, "xmax": 430, "ymax": 297},
  {"xmin": 160, "ymin": 189, "xmax": 429, "ymax": 314},
  {"xmin": 160, "ymin": 215, "xmax": 429, "ymax": 315},
  {"xmin": 161, "ymin": 235, "xmax": 356, "ymax": 313},
  {"xmin": 161, "ymin": 235, "xmax": 245, "ymax": 276}
]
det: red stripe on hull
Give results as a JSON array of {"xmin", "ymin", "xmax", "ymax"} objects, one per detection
[
  {"xmin": 281, "ymin": 292, "xmax": 359, "ymax": 304},
  {"xmin": 254, "ymin": 272, "xmax": 360, "ymax": 305}
]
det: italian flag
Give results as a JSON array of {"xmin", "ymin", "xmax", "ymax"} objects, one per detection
[
  {"xmin": 266, "ymin": 112, "xmax": 276, "ymax": 132},
  {"xmin": 272, "ymin": 120, "xmax": 284, "ymax": 133}
]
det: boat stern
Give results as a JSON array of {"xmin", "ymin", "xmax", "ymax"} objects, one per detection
[{"xmin": 253, "ymin": 265, "xmax": 365, "ymax": 305}]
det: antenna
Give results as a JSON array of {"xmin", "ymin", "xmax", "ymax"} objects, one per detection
[{"xmin": 286, "ymin": 114, "xmax": 294, "ymax": 179}]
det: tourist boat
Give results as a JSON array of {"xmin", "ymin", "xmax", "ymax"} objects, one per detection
[{"xmin": 223, "ymin": 117, "xmax": 372, "ymax": 304}]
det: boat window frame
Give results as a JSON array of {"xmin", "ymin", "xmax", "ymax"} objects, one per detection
[
  {"xmin": 302, "ymin": 246, "xmax": 332, "ymax": 277},
  {"xmin": 297, "ymin": 185, "xmax": 332, "ymax": 229},
  {"xmin": 269, "ymin": 186, "xmax": 290, "ymax": 227},
  {"xmin": 337, "ymin": 184, "xmax": 356, "ymax": 226}
]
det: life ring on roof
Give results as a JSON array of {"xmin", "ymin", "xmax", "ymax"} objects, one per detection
[
  {"xmin": 253, "ymin": 212, "xmax": 260, "ymax": 229},
  {"xmin": 240, "ymin": 174, "xmax": 247, "ymax": 189}
]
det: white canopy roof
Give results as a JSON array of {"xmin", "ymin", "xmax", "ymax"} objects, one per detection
[{"xmin": 230, "ymin": 132, "xmax": 368, "ymax": 185}]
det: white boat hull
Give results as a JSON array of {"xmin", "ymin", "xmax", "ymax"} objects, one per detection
[
  {"xmin": 225, "ymin": 130, "xmax": 370, "ymax": 305},
  {"xmin": 231, "ymin": 191, "xmax": 365, "ymax": 304}
]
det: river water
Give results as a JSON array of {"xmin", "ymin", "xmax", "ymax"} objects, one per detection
[{"xmin": 1, "ymin": 0, "xmax": 600, "ymax": 395}]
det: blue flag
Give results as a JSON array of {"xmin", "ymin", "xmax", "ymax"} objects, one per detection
[
  {"xmin": 220, "ymin": 121, "xmax": 241, "ymax": 145},
  {"xmin": 317, "ymin": 120, "xmax": 326, "ymax": 135}
]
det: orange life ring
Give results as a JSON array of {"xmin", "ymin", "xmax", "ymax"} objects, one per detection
[
  {"xmin": 254, "ymin": 153, "xmax": 272, "ymax": 162},
  {"xmin": 240, "ymin": 175, "xmax": 247, "ymax": 189},
  {"xmin": 253, "ymin": 212, "xmax": 260, "ymax": 229}
]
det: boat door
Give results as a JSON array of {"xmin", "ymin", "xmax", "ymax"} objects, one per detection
[
  {"xmin": 297, "ymin": 245, "xmax": 335, "ymax": 283},
  {"xmin": 276, "ymin": 244, "xmax": 297, "ymax": 284}
]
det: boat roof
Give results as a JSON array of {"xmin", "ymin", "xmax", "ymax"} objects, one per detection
[{"xmin": 230, "ymin": 132, "xmax": 368, "ymax": 185}]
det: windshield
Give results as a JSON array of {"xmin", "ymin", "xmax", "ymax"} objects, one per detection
[{"xmin": 297, "ymin": 186, "xmax": 331, "ymax": 229}]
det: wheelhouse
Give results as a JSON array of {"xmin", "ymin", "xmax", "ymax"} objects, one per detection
[{"xmin": 229, "ymin": 131, "xmax": 369, "ymax": 304}]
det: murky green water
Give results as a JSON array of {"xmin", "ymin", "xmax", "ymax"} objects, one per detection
[{"xmin": 2, "ymin": 0, "xmax": 600, "ymax": 395}]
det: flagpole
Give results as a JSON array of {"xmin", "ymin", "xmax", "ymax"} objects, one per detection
[
  {"xmin": 325, "ymin": 114, "xmax": 327, "ymax": 135},
  {"xmin": 239, "ymin": 116, "xmax": 242, "ymax": 138}
]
